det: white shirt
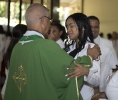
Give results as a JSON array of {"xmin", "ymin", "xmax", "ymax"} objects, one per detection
[
  {"xmin": 94, "ymin": 35, "xmax": 118, "ymax": 92},
  {"xmin": 0, "ymin": 34, "xmax": 6, "ymax": 71},
  {"xmin": 1, "ymin": 68, "xmax": 9, "ymax": 99},
  {"xmin": 4, "ymin": 36, "xmax": 11, "ymax": 54},
  {"xmin": 67, "ymin": 41, "xmax": 100, "ymax": 100},
  {"xmin": 106, "ymin": 70, "xmax": 118, "ymax": 100},
  {"xmin": 112, "ymin": 39, "xmax": 118, "ymax": 58},
  {"xmin": 56, "ymin": 38, "xmax": 65, "ymax": 49}
]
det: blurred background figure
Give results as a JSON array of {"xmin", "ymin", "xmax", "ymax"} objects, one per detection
[
  {"xmin": 0, "ymin": 25, "xmax": 6, "ymax": 72},
  {"xmin": 1, "ymin": 24, "xmax": 27, "ymax": 99},
  {"xmin": 107, "ymin": 33, "xmax": 112, "ymax": 40},
  {"xmin": 99, "ymin": 32, "xmax": 104, "ymax": 38},
  {"xmin": 48, "ymin": 22, "xmax": 67, "ymax": 49},
  {"xmin": 4, "ymin": 32, "xmax": 12, "ymax": 55},
  {"xmin": 112, "ymin": 31, "xmax": 118, "ymax": 57},
  {"xmin": 106, "ymin": 70, "xmax": 118, "ymax": 100},
  {"xmin": 0, "ymin": 25, "xmax": 6, "ymax": 92},
  {"xmin": 88, "ymin": 15, "xmax": 118, "ymax": 100},
  {"xmin": 4, "ymin": 24, "xmax": 27, "ymax": 69}
]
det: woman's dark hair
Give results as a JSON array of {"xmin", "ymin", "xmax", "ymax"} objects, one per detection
[
  {"xmin": 5, "ymin": 24, "xmax": 27, "ymax": 69},
  {"xmin": 107, "ymin": 33, "xmax": 112, "ymax": 40},
  {"xmin": 12, "ymin": 24, "xmax": 27, "ymax": 38},
  {"xmin": 51, "ymin": 22, "xmax": 67, "ymax": 41},
  {"xmin": 64, "ymin": 13, "xmax": 94, "ymax": 57}
]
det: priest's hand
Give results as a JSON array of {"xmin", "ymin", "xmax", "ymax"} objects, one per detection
[
  {"xmin": 87, "ymin": 44, "xmax": 101, "ymax": 60},
  {"xmin": 66, "ymin": 62, "xmax": 89, "ymax": 79}
]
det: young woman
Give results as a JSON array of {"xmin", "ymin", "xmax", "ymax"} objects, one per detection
[
  {"xmin": 48, "ymin": 23, "xmax": 67, "ymax": 48},
  {"xmin": 65, "ymin": 13, "xmax": 100, "ymax": 100}
]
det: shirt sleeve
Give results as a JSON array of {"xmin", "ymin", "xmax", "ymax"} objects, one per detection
[
  {"xmin": 109, "ymin": 43, "xmax": 118, "ymax": 69},
  {"xmin": 84, "ymin": 60, "xmax": 100, "ymax": 87}
]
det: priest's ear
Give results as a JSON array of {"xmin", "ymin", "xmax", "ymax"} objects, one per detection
[
  {"xmin": 40, "ymin": 17, "xmax": 46, "ymax": 25},
  {"xmin": 38, "ymin": 17, "xmax": 47, "ymax": 31}
]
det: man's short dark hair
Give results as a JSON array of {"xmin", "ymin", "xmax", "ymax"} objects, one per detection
[{"xmin": 88, "ymin": 16, "xmax": 100, "ymax": 24}]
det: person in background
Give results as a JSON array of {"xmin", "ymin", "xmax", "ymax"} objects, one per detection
[
  {"xmin": 105, "ymin": 70, "xmax": 118, "ymax": 100},
  {"xmin": 112, "ymin": 31, "xmax": 118, "ymax": 57},
  {"xmin": 4, "ymin": 24, "xmax": 27, "ymax": 69},
  {"xmin": 48, "ymin": 22, "xmax": 67, "ymax": 48},
  {"xmin": 1, "ymin": 24, "xmax": 27, "ymax": 99},
  {"xmin": 0, "ymin": 25, "xmax": 6, "ymax": 72},
  {"xmin": 4, "ymin": 31, "xmax": 12, "ymax": 54},
  {"xmin": 88, "ymin": 15, "xmax": 118, "ymax": 100},
  {"xmin": 99, "ymin": 32, "xmax": 104, "ymax": 38},
  {"xmin": 4, "ymin": 3, "xmax": 100, "ymax": 100},
  {"xmin": 107, "ymin": 33, "xmax": 112, "ymax": 40},
  {"xmin": 64, "ymin": 13, "xmax": 100, "ymax": 100},
  {"xmin": 0, "ymin": 25, "xmax": 6, "ymax": 94},
  {"xmin": 0, "ymin": 93, "xmax": 2, "ymax": 100}
]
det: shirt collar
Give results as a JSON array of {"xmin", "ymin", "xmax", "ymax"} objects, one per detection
[
  {"xmin": 94, "ymin": 35, "xmax": 100, "ymax": 45},
  {"xmin": 24, "ymin": 30, "xmax": 45, "ymax": 39}
]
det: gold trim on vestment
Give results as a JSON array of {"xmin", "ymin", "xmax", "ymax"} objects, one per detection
[
  {"xmin": 75, "ymin": 76, "xmax": 79, "ymax": 100},
  {"xmin": 12, "ymin": 65, "xmax": 27, "ymax": 93}
]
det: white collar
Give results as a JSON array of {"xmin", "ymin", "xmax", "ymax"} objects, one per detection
[
  {"xmin": 24, "ymin": 30, "xmax": 45, "ymax": 39},
  {"xmin": 94, "ymin": 35, "xmax": 100, "ymax": 45},
  {"xmin": 19, "ymin": 30, "xmax": 45, "ymax": 45}
]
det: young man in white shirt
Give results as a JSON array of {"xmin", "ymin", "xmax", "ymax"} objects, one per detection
[{"xmin": 88, "ymin": 15, "xmax": 118, "ymax": 100}]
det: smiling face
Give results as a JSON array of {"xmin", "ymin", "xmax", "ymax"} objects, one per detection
[
  {"xmin": 48, "ymin": 25, "xmax": 62, "ymax": 41},
  {"xmin": 89, "ymin": 19, "xmax": 100, "ymax": 39},
  {"xmin": 66, "ymin": 18, "xmax": 79, "ymax": 41}
]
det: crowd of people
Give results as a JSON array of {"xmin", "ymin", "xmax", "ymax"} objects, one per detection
[{"xmin": 0, "ymin": 3, "xmax": 118, "ymax": 100}]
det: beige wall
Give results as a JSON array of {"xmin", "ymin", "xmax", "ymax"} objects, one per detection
[{"xmin": 83, "ymin": 0, "xmax": 118, "ymax": 38}]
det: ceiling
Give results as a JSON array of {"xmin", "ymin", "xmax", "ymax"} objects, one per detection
[
  {"xmin": 0, "ymin": 0, "xmax": 78, "ymax": 7},
  {"xmin": 60, "ymin": 0, "xmax": 78, "ymax": 6}
]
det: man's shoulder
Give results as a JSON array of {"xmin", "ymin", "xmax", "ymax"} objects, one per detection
[
  {"xmin": 100, "ymin": 37, "xmax": 114, "ymax": 51},
  {"xmin": 100, "ymin": 37, "xmax": 112, "ymax": 45},
  {"xmin": 100, "ymin": 37, "xmax": 111, "ymax": 43}
]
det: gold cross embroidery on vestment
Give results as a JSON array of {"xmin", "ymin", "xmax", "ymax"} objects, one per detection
[
  {"xmin": 13, "ymin": 65, "xmax": 27, "ymax": 93},
  {"xmin": 26, "ymin": 36, "xmax": 29, "ymax": 40}
]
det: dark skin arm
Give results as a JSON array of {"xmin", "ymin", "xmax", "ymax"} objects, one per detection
[
  {"xmin": 67, "ymin": 44, "xmax": 101, "ymax": 79},
  {"xmin": 91, "ymin": 92, "xmax": 107, "ymax": 100},
  {"xmin": 67, "ymin": 61, "xmax": 89, "ymax": 79},
  {"xmin": 87, "ymin": 44, "xmax": 101, "ymax": 61}
]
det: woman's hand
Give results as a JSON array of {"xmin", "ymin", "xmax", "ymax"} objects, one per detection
[
  {"xmin": 87, "ymin": 44, "xmax": 101, "ymax": 60},
  {"xmin": 66, "ymin": 62, "xmax": 89, "ymax": 79}
]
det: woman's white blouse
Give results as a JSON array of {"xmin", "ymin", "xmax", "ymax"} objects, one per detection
[{"xmin": 67, "ymin": 41, "xmax": 100, "ymax": 100}]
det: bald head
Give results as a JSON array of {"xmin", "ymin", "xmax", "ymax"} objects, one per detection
[{"xmin": 25, "ymin": 3, "xmax": 49, "ymax": 27}]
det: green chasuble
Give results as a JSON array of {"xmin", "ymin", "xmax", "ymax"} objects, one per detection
[{"xmin": 4, "ymin": 35, "xmax": 92, "ymax": 100}]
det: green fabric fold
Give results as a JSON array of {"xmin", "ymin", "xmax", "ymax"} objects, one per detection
[{"xmin": 4, "ymin": 36, "xmax": 92, "ymax": 100}]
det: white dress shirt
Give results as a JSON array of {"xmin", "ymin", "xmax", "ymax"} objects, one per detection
[
  {"xmin": 67, "ymin": 41, "xmax": 100, "ymax": 100},
  {"xmin": 0, "ymin": 34, "xmax": 6, "ymax": 71},
  {"xmin": 94, "ymin": 35, "xmax": 118, "ymax": 92},
  {"xmin": 56, "ymin": 38, "xmax": 65, "ymax": 49},
  {"xmin": 112, "ymin": 40, "xmax": 118, "ymax": 58},
  {"xmin": 106, "ymin": 70, "xmax": 118, "ymax": 100}
]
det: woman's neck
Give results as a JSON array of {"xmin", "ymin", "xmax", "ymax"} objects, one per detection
[{"xmin": 75, "ymin": 39, "xmax": 79, "ymax": 48}]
